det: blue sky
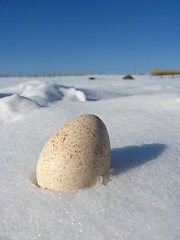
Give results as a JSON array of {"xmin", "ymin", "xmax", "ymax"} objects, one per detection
[{"xmin": 0, "ymin": 0, "xmax": 180, "ymax": 75}]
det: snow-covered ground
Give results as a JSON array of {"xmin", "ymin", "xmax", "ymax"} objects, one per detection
[{"xmin": 0, "ymin": 75, "xmax": 180, "ymax": 240}]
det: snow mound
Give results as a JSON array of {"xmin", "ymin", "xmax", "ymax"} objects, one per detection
[
  {"xmin": 61, "ymin": 87, "xmax": 86, "ymax": 101},
  {"xmin": 0, "ymin": 94, "xmax": 40, "ymax": 123},
  {"xmin": 0, "ymin": 80, "xmax": 86, "ymax": 123}
]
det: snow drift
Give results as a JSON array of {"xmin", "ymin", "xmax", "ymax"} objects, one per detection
[{"xmin": 0, "ymin": 80, "xmax": 86, "ymax": 123}]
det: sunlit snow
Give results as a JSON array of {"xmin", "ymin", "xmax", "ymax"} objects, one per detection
[{"xmin": 0, "ymin": 75, "xmax": 180, "ymax": 240}]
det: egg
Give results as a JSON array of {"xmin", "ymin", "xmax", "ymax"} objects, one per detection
[{"xmin": 36, "ymin": 114, "xmax": 111, "ymax": 191}]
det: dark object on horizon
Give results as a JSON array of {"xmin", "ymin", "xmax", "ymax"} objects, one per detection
[
  {"xmin": 151, "ymin": 69, "xmax": 180, "ymax": 76},
  {"xmin": 89, "ymin": 77, "xmax": 96, "ymax": 80},
  {"xmin": 123, "ymin": 74, "xmax": 134, "ymax": 80}
]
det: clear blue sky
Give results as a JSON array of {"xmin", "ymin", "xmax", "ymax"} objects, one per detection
[{"xmin": 0, "ymin": 0, "xmax": 180, "ymax": 75}]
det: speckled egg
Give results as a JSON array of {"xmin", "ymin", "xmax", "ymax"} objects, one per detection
[{"xmin": 36, "ymin": 114, "xmax": 111, "ymax": 191}]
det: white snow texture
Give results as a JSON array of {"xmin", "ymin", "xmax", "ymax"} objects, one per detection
[{"xmin": 0, "ymin": 75, "xmax": 180, "ymax": 240}]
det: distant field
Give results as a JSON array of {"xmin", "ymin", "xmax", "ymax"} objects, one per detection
[
  {"xmin": 0, "ymin": 73, "xmax": 91, "ymax": 78},
  {"xmin": 151, "ymin": 69, "xmax": 180, "ymax": 76}
]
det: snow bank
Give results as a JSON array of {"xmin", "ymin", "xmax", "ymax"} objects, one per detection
[
  {"xmin": 0, "ymin": 94, "xmax": 40, "ymax": 122},
  {"xmin": 0, "ymin": 80, "xmax": 86, "ymax": 123}
]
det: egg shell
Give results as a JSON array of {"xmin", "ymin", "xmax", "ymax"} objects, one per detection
[{"xmin": 36, "ymin": 114, "xmax": 111, "ymax": 191}]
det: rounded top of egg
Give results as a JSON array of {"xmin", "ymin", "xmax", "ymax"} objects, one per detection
[{"xmin": 36, "ymin": 114, "xmax": 111, "ymax": 191}]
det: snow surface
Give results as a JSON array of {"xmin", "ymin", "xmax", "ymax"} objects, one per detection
[
  {"xmin": 0, "ymin": 75, "xmax": 180, "ymax": 240},
  {"xmin": 0, "ymin": 80, "xmax": 86, "ymax": 123}
]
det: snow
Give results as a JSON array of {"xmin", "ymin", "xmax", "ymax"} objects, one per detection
[
  {"xmin": 0, "ymin": 75, "xmax": 180, "ymax": 240},
  {"xmin": 0, "ymin": 80, "xmax": 86, "ymax": 123}
]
